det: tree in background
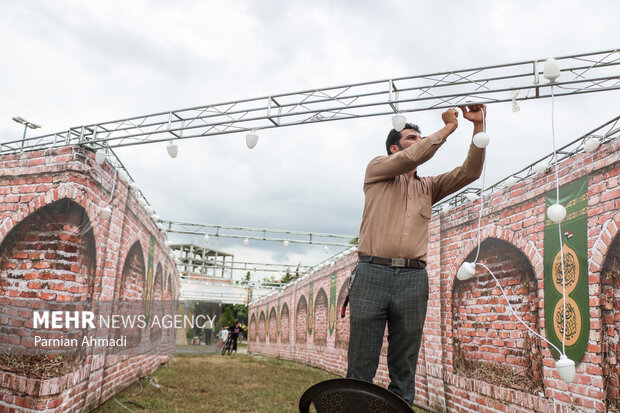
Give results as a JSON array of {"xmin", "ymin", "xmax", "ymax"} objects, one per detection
[{"xmin": 221, "ymin": 306, "xmax": 235, "ymax": 328}]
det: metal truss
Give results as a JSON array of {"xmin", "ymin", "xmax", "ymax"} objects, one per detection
[
  {"xmin": 2, "ymin": 49, "xmax": 619, "ymax": 155},
  {"xmin": 161, "ymin": 219, "xmax": 357, "ymax": 247},
  {"xmin": 433, "ymin": 114, "xmax": 620, "ymax": 214}
]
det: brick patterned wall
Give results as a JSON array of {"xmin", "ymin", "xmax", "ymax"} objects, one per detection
[
  {"xmin": 0, "ymin": 146, "xmax": 179, "ymax": 412},
  {"xmin": 249, "ymin": 137, "xmax": 620, "ymax": 413}
]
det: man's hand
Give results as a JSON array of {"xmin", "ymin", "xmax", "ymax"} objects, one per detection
[
  {"xmin": 441, "ymin": 108, "xmax": 459, "ymax": 132},
  {"xmin": 460, "ymin": 104, "xmax": 487, "ymax": 124}
]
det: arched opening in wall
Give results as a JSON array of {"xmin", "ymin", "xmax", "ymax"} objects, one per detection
[
  {"xmin": 335, "ymin": 278, "xmax": 350, "ymax": 350},
  {"xmin": 249, "ymin": 314, "xmax": 257, "ymax": 342},
  {"xmin": 269, "ymin": 307, "xmax": 278, "ymax": 343},
  {"xmin": 150, "ymin": 263, "xmax": 164, "ymax": 342},
  {"xmin": 117, "ymin": 241, "xmax": 146, "ymax": 349},
  {"xmin": 258, "ymin": 311, "xmax": 266, "ymax": 343},
  {"xmin": 281, "ymin": 304, "xmax": 290, "ymax": 344},
  {"xmin": 0, "ymin": 198, "xmax": 95, "ymax": 377},
  {"xmin": 313, "ymin": 289, "xmax": 328, "ymax": 346},
  {"xmin": 452, "ymin": 237, "xmax": 543, "ymax": 394},
  {"xmin": 296, "ymin": 296, "xmax": 308, "ymax": 343},
  {"xmin": 601, "ymin": 233, "xmax": 620, "ymax": 412}
]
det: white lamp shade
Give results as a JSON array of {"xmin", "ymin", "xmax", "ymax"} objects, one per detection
[
  {"xmin": 101, "ymin": 207, "xmax": 112, "ymax": 220},
  {"xmin": 504, "ymin": 176, "xmax": 519, "ymax": 188},
  {"xmin": 246, "ymin": 132, "xmax": 259, "ymax": 149},
  {"xmin": 441, "ymin": 204, "xmax": 451, "ymax": 214},
  {"xmin": 323, "ymin": 245, "xmax": 329, "ymax": 254},
  {"xmin": 556, "ymin": 355, "xmax": 575, "ymax": 383},
  {"xmin": 547, "ymin": 203, "xmax": 566, "ymax": 223},
  {"xmin": 203, "ymin": 234, "xmax": 210, "ymax": 245},
  {"xmin": 145, "ymin": 206, "xmax": 154, "ymax": 215},
  {"xmin": 138, "ymin": 198, "xmax": 147, "ymax": 208},
  {"xmin": 243, "ymin": 238, "xmax": 249, "ymax": 247},
  {"xmin": 583, "ymin": 137, "xmax": 600, "ymax": 153},
  {"xmin": 128, "ymin": 181, "xmax": 138, "ymax": 191},
  {"xmin": 465, "ymin": 193, "xmax": 480, "ymax": 202},
  {"xmin": 283, "ymin": 240, "xmax": 289, "ymax": 248},
  {"xmin": 472, "ymin": 132, "xmax": 490, "ymax": 148},
  {"xmin": 457, "ymin": 262, "xmax": 476, "ymax": 281},
  {"xmin": 167, "ymin": 140, "xmax": 179, "ymax": 158},
  {"xmin": 391, "ymin": 115, "xmax": 407, "ymax": 132},
  {"xmin": 118, "ymin": 170, "xmax": 129, "ymax": 183},
  {"xmin": 95, "ymin": 150, "xmax": 106, "ymax": 165},
  {"xmin": 533, "ymin": 162, "xmax": 548, "ymax": 174},
  {"xmin": 543, "ymin": 57, "xmax": 561, "ymax": 82}
]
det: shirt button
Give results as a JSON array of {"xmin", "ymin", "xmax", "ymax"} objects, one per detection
[
  {"xmin": 403, "ymin": 232, "xmax": 407, "ymax": 236},
  {"xmin": 407, "ymin": 214, "xmax": 411, "ymax": 217},
  {"xmin": 408, "ymin": 196, "xmax": 412, "ymax": 200}
]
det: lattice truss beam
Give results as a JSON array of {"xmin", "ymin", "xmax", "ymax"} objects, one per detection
[{"xmin": 2, "ymin": 49, "xmax": 619, "ymax": 154}]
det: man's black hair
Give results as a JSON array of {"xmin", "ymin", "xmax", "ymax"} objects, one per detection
[{"xmin": 385, "ymin": 123, "xmax": 421, "ymax": 155}]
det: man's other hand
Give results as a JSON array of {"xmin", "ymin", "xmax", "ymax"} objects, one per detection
[
  {"xmin": 441, "ymin": 108, "xmax": 459, "ymax": 130},
  {"xmin": 460, "ymin": 104, "xmax": 487, "ymax": 124}
]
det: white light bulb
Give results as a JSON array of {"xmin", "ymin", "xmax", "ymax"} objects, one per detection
[
  {"xmin": 138, "ymin": 198, "xmax": 147, "ymax": 208},
  {"xmin": 323, "ymin": 246, "xmax": 329, "ymax": 254},
  {"xmin": 556, "ymin": 355, "xmax": 575, "ymax": 383},
  {"xmin": 95, "ymin": 150, "xmax": 106, "ymax": 166},
  {"xmin": 441, "ymin": 204, "xmax": 451, "ymax": 214},
  {"xmin": 152, "ymin": 214, "xmax": 160, "ymax": 222},
  {"xmin": 243, "ymin": 238, "xmax": 249, "ymax": 247},
  {"xmin": 203, "ymin": 234, "xmax": 210, "ymax": 246},
  {"xmin": 543, "ymin": 57, "xmax": 561, "ymax": 82},
  {"xmin": 457, "ymin": 262, "xmax": 476, "ymax": 281},
  {"xmin": 283, "ymin": 240, "xmax": 289, "ymax": 248},
  {"xmin": 391, "ymin": 114, "xmax": 407, "ymax": 132},
  {"xmin": 118, "ymin": 170, "xmax": 129, "ymax": 183},
  {"xmin": 583, "ymin": 137, "xmax": 600, "ymax": 153},
  {"xmin": 129, "ymin": 181, "xmax": 138, "ymax": 191},
  {"xmin": 167, "ymin": 140, "xmax": 179, "ymax": 158},
  {"xmin": 101, "ymin": 207, "xmax": 112, "ymax": 220},
  {"xmin": 472, "ymin": 132, "xmax": 490, "ymax": 148},
  {"xmin": 504, "ymin": 176, "xmax": 519, "ymax": 188},
  {"xmin": 165, "ymin": 240, "xmax": 170, "ymax": 247},
  {"xmin": 246, "ymin": 132, "xmax": 259, "ymax": 149},
  {"xmin": 157, "ymin": 223, "xmax": 164, "ymax": 230},
  {"xmin": 145, "ymin": 206, "xmax": 154, "ymax": 215},
  {"xmin": 547, "ymin": 204, "xmax": 566, "ymax": 223},
  {"xmin": 465, "ymin": 193, "xmax": 480, "ymax": 202},
  {"xmin": 533, "ymin": 162, "xmax": 548, "ymax": 174}
]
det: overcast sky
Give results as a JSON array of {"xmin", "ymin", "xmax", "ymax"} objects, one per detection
[{"xmin": 1, "ymin": 1, "xmax": 619, "ymax": 281}]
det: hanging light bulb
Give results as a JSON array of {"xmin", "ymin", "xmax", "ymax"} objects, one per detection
[
  {"xmin": 323, "ymin": 245, "xmax": 329, "ymax": 254},
  {"xmin": 129, "ymin": 181, "xmax": 139, "ymax": 191},
  {"xmin": 547, "ymin": 203, "xmax": 566, "ymax": 223},
  {"xmin": 138, "ymin": 198, "xmax": 147, "ymax": 208},
  {"xmin": 441, "ymin": 204, "xmax": 451, "ymax": 214},
  {"xmin": 556, "ymin": 355, "xmax": 576, "ymax": 383},
  {"xmin": 543, "ymin": 57, "xmax": 561, "ymax": 82},
  {"xmin": 246, "ymin": 131, "xmax": 259, "ymax": 149},
  {"xmin": 465, "ymin": 193, "xmax": 480, "ymax": 202},
  {"xmin": 165, "ymin": 240, "xmax": 170, "ymax": 247},
  {"xmin": 391, "ymin": 114, "xmax": 407, "ymax": 132},
  {"xmin": 457, "ymin": 262, "xmax": 476, "ymax": 281},
  {"xmin": 101, "ymin": 207, "xmax": 112, "ymax": 220},
  {"xmin": 283, "ymin": 240, "xmax": 289, "ymax": 248},
  {"xmin": 511, "ymin": 90, "xmax": 520, "ymax": 113},
  {"xmin": 243, "ymin": 238, "xmax": 249, "ymax": 247},
  {"xmin": 472, "ymin": 132, "xmax": 490, "ymax": 148},
  {"xmin": 203, "ymin": 234, "xmax": 210, "ymax": 246},
  {"xmin": 504, "ymin": 176, "xmax": 519, "ymax": 188},
  {"xmin": 533, "ymin": 161, "xmax": 548, "ymax": 174},
  {"xmin": 157, "ymin": 223, "xmax": 164, "ymax": 230},
  {"xmin": 152, "ymin": 214, "xmax": 160, "ymax": 222},
  {"xmin": 167, "ymin": 140, "xmax": 179, "ymax": 158},
  {"xmin": 583, "ymin": 137, "xmax": 600, "ymax": 153},
  {"xmin": 145, "ymin": 206, "xmax": 154, "ymax": 215},
  {"xmin": 95, "ymin": 150, "xmax": 106, "ymax": 165},
  {"xmin": 118, "ymin": 170, "xmax": 129, "ymax": 183}
]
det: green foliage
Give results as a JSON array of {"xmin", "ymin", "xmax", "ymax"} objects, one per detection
[{"xmin": 221, "ymin": 306, "xmax": 235, "ymax": 328}]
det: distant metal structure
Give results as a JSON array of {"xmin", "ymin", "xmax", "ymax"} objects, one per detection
[{"xmin": 2, "ymin": 49, "xmax": 618, "ymax": 155}]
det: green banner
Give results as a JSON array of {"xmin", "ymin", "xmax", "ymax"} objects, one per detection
[
  {"xmin": 544, "ymin": 176, "xmax": 589, "ymax": 363},
  {"xmin": 145, "ymin": 235, "xmax": 155, "ymax": 319},
  {"xmin": 308, "ymin": 282, "xmax": 314, "ymax": 335},
  {"xmin": 329, "ymin": 272, "xmax": 337, "ymax": 335}
]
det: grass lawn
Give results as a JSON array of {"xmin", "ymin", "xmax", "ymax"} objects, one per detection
[{"xmin": 94, "ymin": 353, "xmax": 428, "ymax": 412}]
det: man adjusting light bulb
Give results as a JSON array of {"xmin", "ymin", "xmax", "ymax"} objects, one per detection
[{"xmin": 347, "ymin": 104, "xmax": 486, "ymax": 406}]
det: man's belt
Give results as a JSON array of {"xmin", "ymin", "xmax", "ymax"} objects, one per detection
[{"xmin": 358, "ymin": 255, "xmax": 426, "ymax": 269}]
